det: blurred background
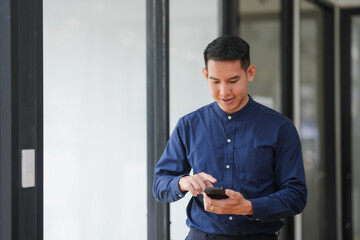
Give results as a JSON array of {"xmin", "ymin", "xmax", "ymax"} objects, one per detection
[
  {"xmin": 0, "ymin": 0, "xmax": 359, "ymax": 240},
  {"xmin": 42, "ymin": 0, "xmax": 360, "ymax": 240}
]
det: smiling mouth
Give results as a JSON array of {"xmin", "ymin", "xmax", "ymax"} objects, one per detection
[{"xmin": 221, "ymin": 98, "xmax": 234, "ymax": 104}]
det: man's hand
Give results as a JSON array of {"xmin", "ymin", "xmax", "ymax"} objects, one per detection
[
  {"xmin": 178, "ymin": 172, "xmax": 217, "ymax": 197},
  {"xmin": 203, "ymin": 189, "xmax": 253, "ymax": 215}
]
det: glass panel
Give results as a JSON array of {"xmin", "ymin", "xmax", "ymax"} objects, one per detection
[
  {"xmin": 299, "ymin": 1, "xmax": 325, "ymax": 240},
  {"xmin": 43, "ymin": 1, "xmax": 146, "ymax": 239},
  {"xmin": 352, "ymin": 15, "xmax": 360, "ymax": 240},
  {"xmin": 169, "ymin": 1, "xmax": 218, "ymax": 239},
  {"xmin": 239, "ymin": 0, "xmax": 281, "ymax": 111}
]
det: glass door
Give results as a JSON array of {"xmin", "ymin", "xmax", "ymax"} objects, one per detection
[
  {"xmin": 341, "ymin": 9, "xmax": 360, "ymax": 240},
  {"xmin": 239, "ymin": 0, "xmax": 282, "ymax": 112},
  {"xmin": 350, "ymin": 13, "xmax": 360, "ymax": 240},
  {"xmin": 299, "ymin": 2, "xmax": 326, "ymax": 240}
]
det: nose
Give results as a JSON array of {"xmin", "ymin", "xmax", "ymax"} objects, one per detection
[{"xmin": 219, "ymin": 83, "xmax": 231, "ymax": 97}]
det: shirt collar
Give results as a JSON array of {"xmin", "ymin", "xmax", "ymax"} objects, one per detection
[{"xmin": 212, "ymin": 95, "xmax": 255, "ymax": 119}]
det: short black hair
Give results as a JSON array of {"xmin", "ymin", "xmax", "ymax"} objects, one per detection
[{"xmin": 203, "ymin": 35, "xmax": 250, "ymax": 71}]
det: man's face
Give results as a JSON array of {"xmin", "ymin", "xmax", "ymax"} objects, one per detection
[{"xmin": 202, "ymin": 59, "xmax": 256, "ymax": 114}]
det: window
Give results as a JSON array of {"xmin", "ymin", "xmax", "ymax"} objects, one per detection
[{"xmin": 44, "ymin": 1, "xmax": 147, "ymax": 239}]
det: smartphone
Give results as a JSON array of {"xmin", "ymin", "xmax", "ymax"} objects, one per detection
[{"xmin": 204, "ymin": 187, "xmax": 229, "ymax": 199}]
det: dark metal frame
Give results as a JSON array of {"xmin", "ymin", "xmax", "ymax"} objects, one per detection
[
  {"xmin": 281, "ymin": 0, "xmax": 294, "ymax": 120},
  {"xmin": 340, "ymin": 7, "xmax": 360, "ymax": 240},
  {"xmin": 319, "ymin": 3, "xmax": 337, "ymax": 240},
  {"xmin": 280, "ymin": 2, "xmax": 295, "ymax": 237},
  {"xmin": 219, "ymin": 0, "xmax": 239, "ymax": 36},
  {"xmin": 0, "ymin": 0, "xmax": 13, "ymax": 238},
  {"xmin": 146, "ymin": 0, "xmax": 170, "ymax": 239},
  {"xmin": 0, "ymin": 0, "xmax": 43, "ymax": 239}
]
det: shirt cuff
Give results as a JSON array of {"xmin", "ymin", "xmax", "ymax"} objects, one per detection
[
  {"xmin": 249, "ymin": 197, "xmax": 268, "ymax": 221},
  {"xmin": 171, "ymin": 174, "xmax": 188, "ymax": 199}
]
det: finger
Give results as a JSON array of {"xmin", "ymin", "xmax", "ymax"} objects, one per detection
[
  {"xmin": 190, "ymin": 177, "xmax": 207, "ymax": 194},
  {"xmin": 196, "ymin": 179, "xmax": 209, "ymax": 193},
  {"xmin": 204, "ymin": 180, "xmax": 214, "ymax": 188},
  {"xmin": 202, "ymin": 196, "xmax": 213, "ymax": 211},
  {"xmin": 199, "ymin": 172, "xmax": 217, "ymax": 183},
  {"xmin": 180, "ymin": 176, "xmax": 203, "ymax": 195},
  {"xmin": 192, "ymin": 175, "xmax": 211, "ymax": 193},
  {"xmin": 193, "ymin": 183, "xmax": 204, "ymax": 195},
  {"xmin": 205, "ymin": 203, "xmax": 213, "ymax": 212},
  {"xmin": 202, "ymin": 193, "xmax": 215, "ymax": 206},
  {"xmin": 187, "ymin": 185, "xmax": 198, "ymax": 197}
]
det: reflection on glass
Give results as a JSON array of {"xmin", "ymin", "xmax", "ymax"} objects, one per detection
[
  {"xmin": 300, "ymin": 1, "xmax": 325, "ymax": 240},
  {"xmin": 169, "ymin": 1, "xmax": 218, "ymax": 239},
  {"xmin": 44, "ymin": 0, "xmax": 146, "ymax": 239},
  {"xmin": 239, "ymin": 0, "xmax": 281, "ymax": 111},
  {"xmin": 352, "ymin": 15, "xmax": 360, "ymax": 240}
]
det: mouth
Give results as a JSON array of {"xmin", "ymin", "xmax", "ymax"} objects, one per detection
[{"xmin": 221, "ymin": 98, "xmax": 234, "ymax": 104}]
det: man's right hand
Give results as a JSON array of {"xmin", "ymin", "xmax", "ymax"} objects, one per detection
[{"xmin": 178, "ymin": 172, "xmax": 217, "ymax": 197}]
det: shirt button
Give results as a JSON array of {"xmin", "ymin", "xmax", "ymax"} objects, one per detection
[
  {"xmin": 226, "ymin": 165, "xmax": 230, "ymax": 169},
  {"xmin": 227, "ymin": 139, "xmax": 231, "ymax": 143},
  {"xmin": 228, "ymin": 116, "xmax": 232, "ymax": 120},
  {"xmin": 229, "ymin": 216, "xmax": 233, "ymax": 221},
  {"xmin": 178, "ymin": 194, "xmax": 182, "ymax": 198}
]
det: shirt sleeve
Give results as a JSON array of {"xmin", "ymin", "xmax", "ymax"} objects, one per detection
[
  {"xmin": 249, "ymin": 121, "xmax": 307, "ymax": 222},
  {"xmin": 152, "ymin": 118, "xmax": 192, "ymax": 203}
]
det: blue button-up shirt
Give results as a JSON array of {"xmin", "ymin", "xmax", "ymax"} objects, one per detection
[{"xmin": 153, "ymin": 97, "xmax": 307, "ymax": 236}]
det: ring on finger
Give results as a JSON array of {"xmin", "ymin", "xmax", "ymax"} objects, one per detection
[{"xmin": 210, "ymin": 205, "xmax": 215, "ymax": 211}]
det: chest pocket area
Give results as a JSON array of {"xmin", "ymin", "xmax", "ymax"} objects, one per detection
[
  {"xmin": 234, "ymin": 148, "xmax": 274, "ymax": 184},
  {"xmin": 188, "ymin": 151, "xmax": 223, "ymax": 182}
]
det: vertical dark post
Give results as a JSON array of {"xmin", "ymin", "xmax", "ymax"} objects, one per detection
[
  {"xmin": 281, "ymin": 0, "xmax": 294, "ymax": 120},
  {"xmin": 0, "ymin": 0, "xmax": 43, "ymax": 239},
  {"xmin": 146, "ymin": 0, "xmax": 170, "ymax": 240},
  {"xmin": 322, "ymin": 6, "xmax": 337, "ymax": 240},
  {"xmin": 219, "ymin": 0, "xmax": 239, "ymax": 36},
  {"xmin": 280, "ymin": 0, "xmax": 294, "ymax": 239},
  {"xmin": 340, "ymin": 9, "xmax": 353, "ymax": 240},
  {"xmin": 0, "ymin": 0, "xmax": 13, "ymax": 238}
]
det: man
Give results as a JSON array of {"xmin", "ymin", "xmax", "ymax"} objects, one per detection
[{"xmin": 153, "ymin": 36, "xmax": 307, "ymax": 240}]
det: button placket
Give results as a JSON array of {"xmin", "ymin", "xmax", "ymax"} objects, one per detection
[{"xmin": 224, "ymin": 113, "xmax": 234, "ymax": 189}]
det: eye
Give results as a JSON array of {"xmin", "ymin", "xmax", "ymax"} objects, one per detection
[{"xmin": 230, "ymin": 80, "xmax": 239, "ymax": 84}]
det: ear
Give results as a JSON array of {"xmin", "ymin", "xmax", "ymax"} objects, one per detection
[
  {"xmin": 247, "ymin": 65, "xmax": 256, "ymax": 82},
  {"xmin": 202, "ymin": 68, "xmax": 209, "ymax": 80}
]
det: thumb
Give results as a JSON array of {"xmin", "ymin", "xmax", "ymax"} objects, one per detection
[{"xmin": 225, "ymin": 189, "xmax": 242, "ymax": 199}]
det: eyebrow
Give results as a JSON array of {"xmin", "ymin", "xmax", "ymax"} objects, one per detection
[{"xmin": 209, "ymin": 75, "xmax": 240, "ymax": 81}]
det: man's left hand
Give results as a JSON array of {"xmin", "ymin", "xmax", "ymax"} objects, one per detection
[{"xmin": 203, "ymin": 189, "xmax": 253, "ymax": 215}]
